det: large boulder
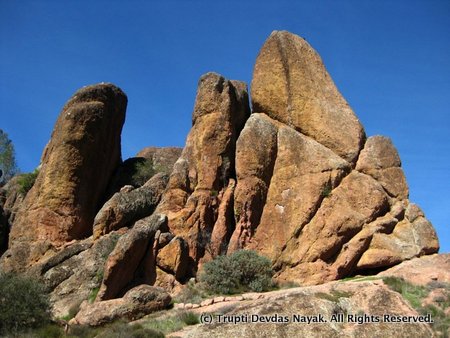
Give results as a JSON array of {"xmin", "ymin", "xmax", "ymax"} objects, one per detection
[
  {"xmin": 136, "ymin": 146, "xmax": 183, "ymax": 174},
  {"xmin": 71, "ymin": 284, "xmax": 171, "ymax": 326},
  {"xmin": 93, "ymin": 173, "xmax": 169, "ymax": 239},
  {"xmin": 96, "ymin": 213, "xmax": 168, "ymax": 301},
  {"xmin": 2, "ymin": 83, "xmax": 127, "ymax": 272},
  {"xmin": 156, "ymin": 72, "xmax": 251, "ymax": 271},
  {"xmin": 251, "ymin": 30, "xmax": 365, "ymax": 163}
]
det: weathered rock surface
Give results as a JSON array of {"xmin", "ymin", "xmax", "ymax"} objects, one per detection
[
  {"xmin": 0, "ymin": 30, "xmax": 441, "ymax": 314},
  {"xmin": 356, "ymin": 135, "xmax": 408, "ymax": 199},
  {"xmin": 107, "ymin": 147, "xmax": 181, "ymax": 195},
  {"xmin": 182, "ymin": 280, "xmax": 434, "ymax": 338},
  {"xmin": 93, "ymin": 173, "xmax": 168, "ymax": 239},
  {"xmin": 32, "ymin": 232, "xmax": 123, "ymax": 318},
  {"xmin": 378, "ymin": 253, "xmax": 450, "ymax": 286},
  {"xmin": 225, "ymin": 31, "xmax": 439, "ymax": 285},
  {"xmin": 71, "ymin": 285, "xmax": 171, "ymax": 326},
  {"xmin": 157, "ymin": 72, "xmax": 250, "ymax": 272},
  {"xmin": 357, "ymin": 203, "xmax": 439, "ymax": 270},
  {"xmin": 2, "ymin": 83, "xmax": 127, "ymax": 272},
  {"xmin": 251, "ymin": 30, "xmax": 365, "ymax": 163},
  {"xmin": 136, "ymin": 146, "xmax": 183, "ymax": 174},
  {"xmin": 97, "ymin": 213, "xmax": 168, "ymax": 301},
  {"xmin": 156, "ymin": 236, "xmax": 189, "ymax": 280},
  {"xmin": 0, "ymin": 204, "xmax": 7, "ymax": 254},
  {"xmin": 0, "ymin": 175, "xmax": 25, "ymax": 227}
]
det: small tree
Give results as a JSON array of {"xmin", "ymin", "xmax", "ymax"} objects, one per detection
[
  {"xmin": 0, "ymin": 129, "xmax": 18, "ymax": 184},
  {"xmin": 0, "ymin": 272, "xmax": 51, "ymax": 334}
]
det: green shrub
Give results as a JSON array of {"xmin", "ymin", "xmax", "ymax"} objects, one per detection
[
  {"xmin": 132, "ymin": 158, "xmax": 155, "ymax": 186},
  {"xmin": 34, "ymin": 324, "xmax": 64, "ymax": 338},
  {"xmin": 177, "ymin": 311, "xmax": 199, "ymax": 325},
  {"xmin": 95, "ymin": 321, "xmax": 164, "ymax": 338},
  {"xmin": 17, "ymin": 169, "xmax": 39, "ymax": 195},
  {"xmin": 0, "ymin": 272, "xmax": 50, "ymax": 334},
  {"xmin": 88, "ymin": 287, "xmax": 100, "ymax": 303},
  {"xmin": 199, "ymin": 250, "xmax": 274, "ymax": 294}
]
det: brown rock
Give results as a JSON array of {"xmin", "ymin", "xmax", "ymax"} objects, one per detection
[
  {"xmin": 93, "ymin": 173, "xmax": 168, "ymax": 239},
  {"xmin": 276, "ymin": 171, "xmax": 390, "ymax": 284},
  {"xmin": 241, "ymin": 123, "xmax": 351, "ymax": 261},
  {"xmin": 251, "ymin": 30, "xmax": 365, "ymax": 163},
  {"xmin": 71, "ymin": 285, "xmax": 171, "ymax": 326},
  {"xmin": 356, "ymin": 136, "xmax": 408, "ymax": 199},
  {"xmin": 357, "ymin": 215, "xmax": 439, "ymax": 270},
  {"xmin": 156, "ymin": 236, "xmax": 189, "ymax": 280},
  {"xmin": 157, "ymin": 72, "xmax": 250, "ymax": 266},
  {"xmin": 4, "ymin": 83, "xmax": 127, "ymax": 271},
  {"xmin": 228, "ymin": 114, "xmax": 279, "ymax": 253},
  {"xmin": 97, "ymin": 213, "xmax": 168, "ymax": 301}
]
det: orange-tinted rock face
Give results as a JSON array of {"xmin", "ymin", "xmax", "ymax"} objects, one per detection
[
  {"xmin": 3, "ymin": 83, "xmax": 127, "ymax": 271},
  {"xmin": 227, "ymin": 31, "xmax": 438, "ymax": 284},
  {"xmin": 156, "ymin": 72, "xmax": 251, "ymax": 272},
  {"xmin": 251, "ymin": 31, "xmax": 365, "ymax": 163}
]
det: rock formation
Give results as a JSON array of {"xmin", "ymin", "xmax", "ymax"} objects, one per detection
[
  {"xmin": 71, "ymin": 285, "xmax": 171, "ymax": 326},
  {"xmin": 0, "ymin": 30, "xmax": 441, "ymax": 326},
  {"xmin": 1, "ymin": 83, "xmax": 127, "ymax": 272},
  {"xmin": 156, "ymin": 72, "xmax": 251, "ymax": 274},
  {"xmin": 93, "ymin": 173, "xmax": 168, "ymax": 239}
]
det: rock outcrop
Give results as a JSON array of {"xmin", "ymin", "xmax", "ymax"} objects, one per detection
[
  {"xmin": 136, "ymin": 146, "xmax": 183, "ymax": 174},
  {"xmin": 156, "ymin": 72, "xmax": 251, "ymax": 274},
  {"xmin": 93, "ymin": 173, "xmax": 168, "ymax": 239},
  {"xmin": 0, "ymin": 30, "xmax": 441, "ymax": 325},
  {"xmin": 181, "ymin": 280, "xmax": 435, "ymax": 338},
  {"xmin": 71, "ymin": 285, "xmax": 171, "ymax": 327},
  {"xmin": 97, "ymin": 213, "xmax": 168, "ymax": 301},
  {"xmin": 2, "ymin": 83, "xmax": 127, "ymax": 272},
  {"xmin": 251, "ymin": 31, "xmax": 365, "ymax": 163},
  {"xmin": 106, "ymin": 146, "xmax": 181, "ymax": 195},
  {"xmin": 227, "ymin": 31, "xmax": 438, "ymax": 285}
]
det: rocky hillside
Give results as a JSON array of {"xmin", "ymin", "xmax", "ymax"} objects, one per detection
[{"xmin": 0, "ymin": 30, "xmax": 441, "ymax": 327}]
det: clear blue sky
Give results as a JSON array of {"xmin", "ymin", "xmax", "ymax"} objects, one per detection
[{"xmin": 1, "ymin": 1, "xmax": 448, "ymax": 253}]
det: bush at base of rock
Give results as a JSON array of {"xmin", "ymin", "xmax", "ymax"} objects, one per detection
[
  {"xmin": 199, "ymin": 250, "xmax": 274, "ymax": 294},
  {"xmin": 0, "ymin": 272, "xmax": 50, "ymax": 334}
]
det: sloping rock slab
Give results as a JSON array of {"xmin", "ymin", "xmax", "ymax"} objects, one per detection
[
  {"xmin": 377, "ymin": 253, "xmax": 450, "ymax": 286},
  {"xmin": 71, "ymin": 285, "xmax": 171, "ymax": 326},
  {"xmin": 182, "ymin": 281, "xmax": 433, "ymax": 338}
]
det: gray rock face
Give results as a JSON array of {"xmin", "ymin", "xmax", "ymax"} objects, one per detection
[
  {"xmin": 30, "ymin": 232, "xmax": 123, "ymax": 318},
  {"xmin": 71, "ymin": 284, "xmax": 171, "ymax": 326},
  {"xmin": 93, "ymin": 173, "xmax": 169, "ymax": 239},
  {"xmin": 107, "ymin": 147, "xmax": 181, "ymax": 195}
]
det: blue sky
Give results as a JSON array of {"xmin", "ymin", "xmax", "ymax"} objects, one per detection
[{"xmin": 0, "ymin": 0, "xmax": 448, "ymax": 253}]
